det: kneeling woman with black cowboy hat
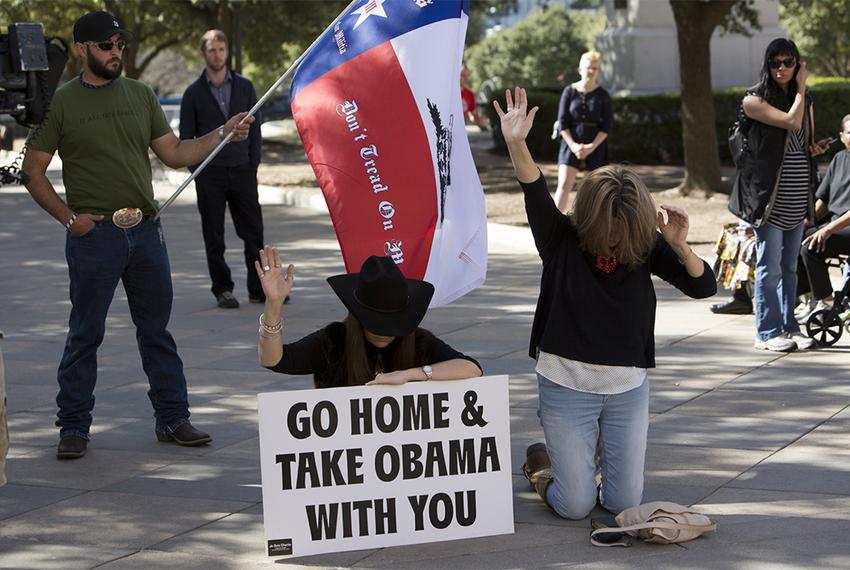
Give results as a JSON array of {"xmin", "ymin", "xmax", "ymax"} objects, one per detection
[{"xmin": 255, "ymin": 246, "xmax": 482, "ymax": 386}]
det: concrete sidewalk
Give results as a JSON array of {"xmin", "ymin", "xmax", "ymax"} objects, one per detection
[{"xmin": 1, "ymin": 176, "xmax": 850, "ymax": 569}]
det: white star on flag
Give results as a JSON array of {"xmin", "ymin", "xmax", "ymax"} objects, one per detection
[{"xmin": 351, "ymin": 0, "xmax": 388, "ymax": 30}]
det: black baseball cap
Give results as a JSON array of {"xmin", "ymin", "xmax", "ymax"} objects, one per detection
[{"xmin": 73, "ymin": 11, "xmax": 134, "ymax": 43}]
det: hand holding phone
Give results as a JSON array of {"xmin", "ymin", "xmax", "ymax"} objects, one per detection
[{"xmin": 811, "ymin": 136, "xmax": 837, "ymax": 157}]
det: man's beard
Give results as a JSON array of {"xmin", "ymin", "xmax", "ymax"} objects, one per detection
[{"xmin": 87, "ymin": 46, "xmax": 123, "ymax": 80}]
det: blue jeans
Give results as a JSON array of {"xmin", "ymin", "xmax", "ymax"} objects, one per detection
[
  {"xmin": 754, "ymin": 222, "xmax": 804, "ymax": 341},
  {"xmin": 537, "ymin": 374, "xmax": 648, "ymax": 519},
  {"xmin": 56, "ymin": 219, "xmax": 190, "ymax": 439}
]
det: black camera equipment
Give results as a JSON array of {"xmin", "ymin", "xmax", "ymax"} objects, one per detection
[{"xmin": 0, "ymin": 23, "xmax": 68, "ymax": 186}]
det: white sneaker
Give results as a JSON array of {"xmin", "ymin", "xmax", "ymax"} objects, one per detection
[
  {"xmin": 794, "ymin": 298, "xmax": 814, "ymax": 319},
  {"xmin": 754, "ymin": 336, "xmax": 797, "ymax": 352},
  {"xmin": 797, "ymin": 300, "xmax": 833, "ymax": 324},
  {"xmin": 787, "ymin": 332, "xmax": 816, "ymax": 350}
]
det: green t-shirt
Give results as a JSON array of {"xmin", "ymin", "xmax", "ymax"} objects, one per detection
[{"xmin": 28, "ymin": 76, "xmax": 172, "ymax": 217}]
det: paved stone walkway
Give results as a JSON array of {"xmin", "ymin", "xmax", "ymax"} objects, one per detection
[{"xmin": 1, "ymin": 168, "xmax": 849, "ymax": 569}]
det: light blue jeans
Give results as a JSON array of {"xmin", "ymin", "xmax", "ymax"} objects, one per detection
[
  {"xmin": 537, "ymin": 373, "xmax": 649, "ymax": 519},
  {"xmin": 754, "ymin": 222, "xmax": 804, "ymax": 341}
]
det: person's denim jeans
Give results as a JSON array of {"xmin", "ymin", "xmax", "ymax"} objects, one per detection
[
  {"xmin": 754, "ymin": 222, "xmax": 804, "ymax": 341},
  {"xmin": 537, "ymin": 373, "xmax": 648, "ymax": 519},
  {"xmin": 56, "ymin": 219, "xmax": 190, "ymax": 439}
]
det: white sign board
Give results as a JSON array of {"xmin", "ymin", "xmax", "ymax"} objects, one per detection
[{"xmin": 258, "ymin": 375, "xmax": 514, "ymax": 558}]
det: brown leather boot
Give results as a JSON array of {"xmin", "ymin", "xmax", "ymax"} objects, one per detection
[{"xmin": 521, "ymin": 442, "xmax": 551, "ymax": 487}]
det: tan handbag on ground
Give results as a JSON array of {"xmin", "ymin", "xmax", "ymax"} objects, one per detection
[{"xmin": 590, "ymin": 501, "xmax": 717, "ymax": 547}]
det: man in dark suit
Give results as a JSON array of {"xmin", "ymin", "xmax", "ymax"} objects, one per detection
[{"xmin": 180, "ymin": 29, "xmax": 265, "ymax": 308}]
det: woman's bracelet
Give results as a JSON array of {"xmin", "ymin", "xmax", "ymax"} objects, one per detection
[
  {"xmin": 677, "ymin": 246, "xmax": 695, "ymax": 265},
  {"xmin": 259, "ymin": 328, "xmax": 281, "ymax": 339},
  {"xmin": 259, "ymin": 313, "xmax": 282, "ymax": 335}
]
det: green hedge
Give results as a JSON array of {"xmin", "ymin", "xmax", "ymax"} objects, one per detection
[{"xmin": 484, "ymin": 79, "xmax": 850, "ymax": 165}]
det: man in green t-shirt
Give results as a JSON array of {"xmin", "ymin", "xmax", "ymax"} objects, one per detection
[{"xmin": 22, "ymin": 11, "xmax": 254, "ymax": 460}]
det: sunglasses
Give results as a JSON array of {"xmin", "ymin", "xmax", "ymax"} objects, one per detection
[
  {"xmin": 87, "ymin": 39, "xmax": 127, "ymax": 52},
  {"xmin": 769, "ymin": 57, "xmax": 796, "ymax": 69}
]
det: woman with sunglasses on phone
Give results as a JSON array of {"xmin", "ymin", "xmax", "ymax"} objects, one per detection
[
  {"xmin": 256, "ymin": 247, "xmax": 482, "ymax": 388},
  {"xmin": 730, "ymin": 38, "xmax": 831, "ymax": 352}
]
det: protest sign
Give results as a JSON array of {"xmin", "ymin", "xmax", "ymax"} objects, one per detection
[{"xmin": 258, "ymin": 375, "xmax": 513, "ymax": 558}]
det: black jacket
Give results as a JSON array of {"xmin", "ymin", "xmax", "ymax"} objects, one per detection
[
  {"xmin": 179, "ymin": 70, "xmax": 262, "ymax": 170},
  {"xmin": 266, "ymin": 322, "xmax": 482, "ymax": 388},
  {"xmin": 729, "ymin": 87, "xmax": 816, "ymax": 227},
  {"xmin": 522, "ymin": 174, "xmax": 716, "ymax": 368}
]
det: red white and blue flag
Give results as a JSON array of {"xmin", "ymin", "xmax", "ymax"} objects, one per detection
[{"xmin": 291, "ymin": 0, "xmax": 487, "ymax": 306}]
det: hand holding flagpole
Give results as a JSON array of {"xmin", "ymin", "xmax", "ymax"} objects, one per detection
[{"xmin": 154, "ymin": 0, "xmax": 360, "ymax": 221}]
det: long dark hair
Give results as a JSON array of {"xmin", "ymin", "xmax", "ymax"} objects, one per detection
[
  {"xmin": 343, "ymin": 313, "xmax": 418, "ymax": 385},
  {"xmin": 754, "ymin": 38, "xmax": 802, "ymax": 108}
]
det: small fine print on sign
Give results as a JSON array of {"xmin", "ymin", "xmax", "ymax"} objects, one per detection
[{"xmin": 257, "ymin": 375, "xmax": 514, "ymax": 558}]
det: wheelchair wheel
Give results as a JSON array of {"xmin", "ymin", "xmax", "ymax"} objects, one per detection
[{"xmin": 806, "ymin": 310, "xmax": 843, "ymax": 347}]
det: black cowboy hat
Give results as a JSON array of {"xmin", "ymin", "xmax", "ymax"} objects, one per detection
[{"xmin": 327, "ymin": 256, "xmax": 434, "ymax": 337}]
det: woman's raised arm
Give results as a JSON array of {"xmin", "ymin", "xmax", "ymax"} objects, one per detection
[
  {"xmin": 256, "ymin": 245, "xmax": 295, "ymax": 367},
  {"xmin": 494, "ymin": 87, "xmax": 540, "ymax": 183}
]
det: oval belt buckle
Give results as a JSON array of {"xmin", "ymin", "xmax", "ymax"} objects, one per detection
[{"xmin": 112, "ymin": 207, "xmax": 143, "ymax": 229}]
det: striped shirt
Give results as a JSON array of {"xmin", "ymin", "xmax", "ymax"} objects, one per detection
[
  {"xmin": 768, "ymin": 123, "xmax": 810, "ymax": 230},
  {"xmin": 536, "ymin": 350, "xmax": 647, "ymax": 395}
]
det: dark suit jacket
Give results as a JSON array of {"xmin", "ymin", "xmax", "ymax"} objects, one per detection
[{"xmin": 179, "ymin": 69, "xmax": 262, "ymax": 170}]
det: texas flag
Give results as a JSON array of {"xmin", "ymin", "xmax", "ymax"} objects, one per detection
[{"xmin": 291, "ymin": 0, "xmax": 487, "ymax": 307}]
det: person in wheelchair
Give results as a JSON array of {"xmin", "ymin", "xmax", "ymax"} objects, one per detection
[
  {"xmin": 798, "ymin": 115, "xmax": 850, "ymax": 322},
  {"xmin": 798, "ymin": 114, "xmax": 850, "ymax": 322}
]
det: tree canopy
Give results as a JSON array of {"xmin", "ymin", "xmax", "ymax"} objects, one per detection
[
  {"xmin": 0, "ymin": 0, "xmax": 350, "ymax": 83},
  {"xmin": 780, "ymin": 0, "xmax": 850, "ymax": 78},
  {"xmin": 464, "ymin": 5, "xmax": 600, "ymax": 90}
]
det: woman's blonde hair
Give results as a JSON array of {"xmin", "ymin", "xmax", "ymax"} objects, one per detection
[
  {"xmin": 572, "ymin": 165, "xmax": 658, "ymax": 270},
  {"xmin": 580, "ymin": 50, "xmax": 601, "ymax": 66}
]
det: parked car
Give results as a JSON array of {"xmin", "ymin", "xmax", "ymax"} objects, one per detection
[
  {"xmin": 260, "ymin": 91, "xmax": 299, "ymax": 144},
  {"xmin": 159, "ymin": 96, "xmax": 181, "ymax": 135}
]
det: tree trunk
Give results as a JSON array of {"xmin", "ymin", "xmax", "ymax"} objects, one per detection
[{"xmin": 670, "ymin": 0, "xmax": 736, "ymax": 196}]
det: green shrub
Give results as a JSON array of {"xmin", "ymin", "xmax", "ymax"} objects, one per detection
[
  {"xmin": 464, "ymin": 6, "xmax": 598, "ymax": 90},
  {"xmin": 484, "ymin": 79, "xmax": 850, "ymax": 165}
]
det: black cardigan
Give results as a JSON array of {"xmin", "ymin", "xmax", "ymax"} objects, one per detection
[
  {"xmin": 522, "ymin": 174, "xmax": 717, "ymax": 368},
  {"xmin": 266, "ymin": 322, "xmax": 482, "ymax": 388},
  {"xmin": 179, "ymin": 70, "xmax": 262, "ymax": 169}
]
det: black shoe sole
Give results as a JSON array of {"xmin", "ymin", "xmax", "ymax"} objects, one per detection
[
  {"xmin": 156, "ymin": 431, "xmax": 212, "ymax": 446},
  {"xmin": 710, "ymin": 301, "xmax": 752, "ymax": 314},
  {"xmin": 710, "ymin": 307, "xmax": 752, "ymax": 315},
  {"xmin": 56, "ymin": 448, "xmax": 86, "ymax": 459}
]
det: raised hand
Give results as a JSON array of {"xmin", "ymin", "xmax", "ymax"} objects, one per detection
[
  {"xmin": 657, "ymin": 204, "xmax": 690, "ymax": 249},
  {"xmin": 796, "ymin": 61, "xmax": 808, "ymax": 89},
  {"xmin": 493, "ymin": 86, "xmax": 539, "ymax": 145},
  {"xmin": 255, "ymin": 245, "xmax": 294, "ymax": 307}
]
